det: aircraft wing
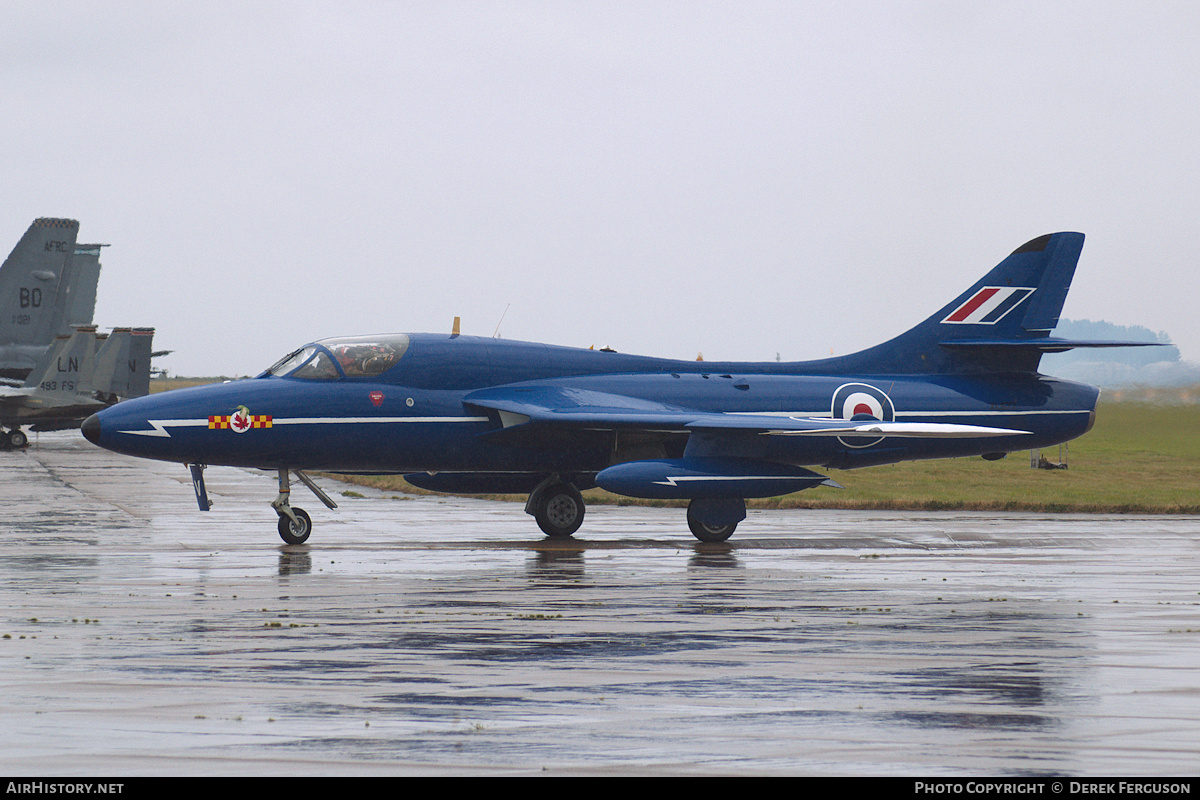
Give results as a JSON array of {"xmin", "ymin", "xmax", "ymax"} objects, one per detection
[{"xmin": 463, "ymin": 385, "xmax": 1028, "ymax": 440}]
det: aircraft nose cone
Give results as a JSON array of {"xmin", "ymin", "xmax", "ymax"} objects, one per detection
[{"xmin": 81, "ymin": 413, "xmax": 101, "ymax": 445}]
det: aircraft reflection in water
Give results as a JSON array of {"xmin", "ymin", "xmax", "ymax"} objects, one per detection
[{"xmin": 84, "ymin": 233, "xmax": 1155, "ymax": 544}]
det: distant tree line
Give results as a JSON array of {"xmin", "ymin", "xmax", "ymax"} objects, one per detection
[{"xmin": 1046, "ymin": 319, "xmax": 1180, "ymax": 367}]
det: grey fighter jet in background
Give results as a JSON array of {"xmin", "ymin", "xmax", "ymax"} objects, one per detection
[
  {"xmin": 0, "ymin": 218, "xmax": 103, "ymax": 383},
  {"xmin": 1, "ymin": 325, "xmax": 154, "ymax": 449}
]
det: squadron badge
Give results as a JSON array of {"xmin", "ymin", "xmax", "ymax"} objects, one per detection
[{"xmin": 210, "ymin": 405, "xmax": 272, "ymax": 433}]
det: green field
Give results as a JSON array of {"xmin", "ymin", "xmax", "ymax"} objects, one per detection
[{"xmin": 333, "ymin": 398, "xmax": 1200, "ymax": 514}]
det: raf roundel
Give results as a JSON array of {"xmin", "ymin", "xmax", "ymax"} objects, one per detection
[{"xmin": 831, "ymin": 383, "xmax": 895, "ymax": 448}]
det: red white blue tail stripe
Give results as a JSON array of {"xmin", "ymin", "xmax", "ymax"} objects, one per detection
[{"xmin": 941, "ymin": 286, "xmax": 1034, "ymax": 325}]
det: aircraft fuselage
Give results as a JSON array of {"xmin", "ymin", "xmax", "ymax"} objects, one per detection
[{"xmin": 89, "ymin": 333, "xmax": 1098, "ymax": 474}]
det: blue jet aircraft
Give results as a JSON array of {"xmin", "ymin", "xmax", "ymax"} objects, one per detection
[{"xmin": 83, "ymin": 233, "xmax": 1156, "ymax": 544}]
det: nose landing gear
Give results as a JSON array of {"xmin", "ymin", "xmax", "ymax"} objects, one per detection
[
  {"xmin": 186, "ymin": 464, "xmax": 337, "ymax": 545},
  {"xmin": 271, "ymin": 468, "xmax": 338, "ymax": 545}
]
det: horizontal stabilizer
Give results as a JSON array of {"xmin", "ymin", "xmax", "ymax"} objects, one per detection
[{"xmin": 940, "ymin": 337, "xmax": 1167, "ymax": 354}]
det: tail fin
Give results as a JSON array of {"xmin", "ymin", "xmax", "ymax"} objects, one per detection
[
  {"xmin": 22, "ymin": 326, "xmax": 99, "ymax": 394},
  {"xmin": 827, "ymin": 232, "xmax": 1157, "ymax": 375},
  {"xmin": 90, "ymin": 329, "xmax": 126, "ymax": 399},
  {"xmin": 0, "ymin": 219, "xmax": 82, "ymax": 348},
  {"xmin": 99, "ymin": 327, "xmax": 154, "ymax": 399},
  {"xmin": 66, "ymin": 243, "xmax": 104, "ymax": 330},
  {"xmin": 21, "ymin": 326, "xmax": 153, "ymax": 402}
]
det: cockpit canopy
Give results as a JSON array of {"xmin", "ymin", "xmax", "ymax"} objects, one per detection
[{"xmin": 266, "ymin": 334, "xmax": 411, "ymax": 380}]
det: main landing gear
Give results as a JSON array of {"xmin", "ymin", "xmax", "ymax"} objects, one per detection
[
  {"xmin": 523, "ymin": 476, "xmax": 745, "ymax": 543},
  {"xmin": 526, "ymin": 477, "xmax": 585, "ymax": 538},
  {"xmin": 2, "ymin": 428, "xmax": 28, "ymax": 450},
  {"xmin": 685, "ymin": 498, "xmax": 745, "ymax": 543}
]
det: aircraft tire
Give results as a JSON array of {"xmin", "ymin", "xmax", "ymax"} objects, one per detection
[
  {"xmin": 686, "ymin": 505, "xmax": 738, "ymax": 543},
  {"xmin": 8, "ymin": 430, "xmax": 27, "ymax": 449},
  {"xmin": 277, "ymin": 507, "xmax": 312, "ymax": 545},
  {"xmin": 534, "ymin": 483, "xmax": 584, "ymax": 538}
]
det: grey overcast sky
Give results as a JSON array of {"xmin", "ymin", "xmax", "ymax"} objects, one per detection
[{"xmin": 2, "ymin": 1, "xmax": 1197, "ymax": 376}]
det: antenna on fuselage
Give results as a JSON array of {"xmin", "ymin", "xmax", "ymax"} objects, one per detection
[
  {"xmin": 493, "ymin": 304, "xmax": 510, "ymax": 338},
  {"xmin": 451, "ymin": 316, "xmax": 460, "ymax": 337}
]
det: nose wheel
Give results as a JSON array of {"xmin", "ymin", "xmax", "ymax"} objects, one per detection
[
  {"xmin": 277, "ymin": 507, "xmax": 312, "ymax": 544},
  {"xmin": 270, "ymin": 468, "xmax": 336, "ymax": 544}
]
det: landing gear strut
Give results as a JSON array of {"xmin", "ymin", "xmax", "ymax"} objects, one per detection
[
  {"xmin": 271, "ymin": 468, "xmax": 338, "ymax": 544},
  {"xmin": 526, "ymin": 477, "xmax": 585, "ymax": 538}
]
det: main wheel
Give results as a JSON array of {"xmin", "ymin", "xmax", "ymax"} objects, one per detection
[
  {"xmin": 4, "ymin": 429, "xmax": 27, "ymax": 449},
  {"xmin": 687, "ymin": 505, "xmax": 737, "ymax": 543},
  {"xmin": 534, "ymin": 483, "xmax": 585, "ymax": 538},
  {"xmin": 277, "ymin": 507, "xmax": 312, "ymax": 544}
]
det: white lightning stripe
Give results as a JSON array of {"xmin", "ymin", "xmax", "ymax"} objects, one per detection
[
  {"xmin": 654, "ymin": 475, "xmax": 809, "ymax": 486},
  {"xmin": 119, "ymin": 415, "xmax": 489, "ymax": 437},
  {"xmin": 120, "ymin": 419, "xmax": 209, "ymax": 437}
]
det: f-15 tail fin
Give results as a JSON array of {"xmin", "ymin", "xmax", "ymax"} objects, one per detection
[
  {"xmin": 22, "ymin": 326, "xmax": 97, "ymax": 395},
  {"xmin": 66, "ymin": 243, "xmax": 104, "ymax": 332},
  {"xmin": 92, "ymin": 327, "xmax": 154, "ymax": 399},
  {"xmin": 0, "ymin": 219, "xmax": 83, "ymax": 345},
  {"xmin": 0, "ymin": 219, "xmax": 104, "ymax": 381},
  {"xmin": 22, "ymin": 326, "xmax": 154, "ymax": 401},
  {"xmin": 827, "ymin": 232, "xmax": 1159, "ymax": 375}
]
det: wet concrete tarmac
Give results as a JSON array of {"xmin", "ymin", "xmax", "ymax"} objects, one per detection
[{"xmin": 3, "ymin": 432, "xmax": 1200, "ymax": 775}]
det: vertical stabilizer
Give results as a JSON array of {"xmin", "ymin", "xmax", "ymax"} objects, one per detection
[
  {"xmin": 22, "ymin": 333, "xmax": 72, "ymax": 389},
  {"xmin": 22, "ymin": 326, "xmax": 98, "ymax": 395},
  {"xmin": 67, "ymin": 244, "xmax": 104, "ymax": 331},
  {"xmin": 95, "ymin": 327, "xmax": 154, "ymax": 399},
  {"xmin": 0, "ymin": 219, "xmax": 81, "ymax": 347},
  {"xmin": 127, "ymin": 328, "xmax": 155, "ymax": 398},
  {"xmin": 817, "ymin": 232, "xmax": 1089, "ymax": 374},
  {"xmin": 91, "ymin": 330, "xmax": 126, "ymax": 400}
]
